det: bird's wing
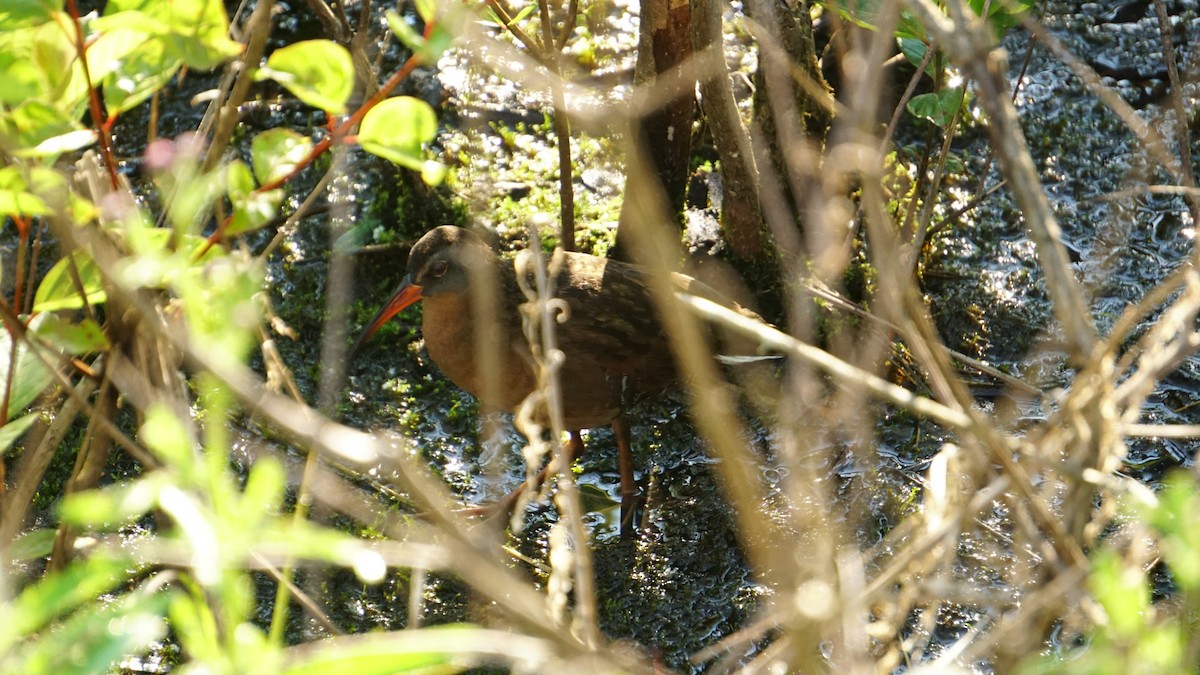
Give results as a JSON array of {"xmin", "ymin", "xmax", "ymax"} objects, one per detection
[{"xmin": 547, "ymin": 252, "xmax": 670, "ymax": 365}]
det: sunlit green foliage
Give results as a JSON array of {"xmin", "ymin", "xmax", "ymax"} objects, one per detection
[
  {"xmin": 1019, "ymin": 474, "xmax": 1200, "ymax": 675},
  {"xmin": 0, "ymin": 0, "xmax": 470, "ymax": 672}
]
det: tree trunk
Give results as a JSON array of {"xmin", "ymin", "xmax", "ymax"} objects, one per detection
[
  {"xmin": 748, "ymin": 0, "xmax": 832, "ymax": 235},
  {"xmin": 692, "ymin": 0, "xmax": 765, "ymax": 258},
  {"xmin": 614, "ymin": 0, "xmax": 695, "ymax": 262}
]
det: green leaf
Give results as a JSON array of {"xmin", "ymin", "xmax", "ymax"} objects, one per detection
[
  {"xmin": 0, "ymin": 17, "xmax": 89, "ymax": 110},
  {"xmin": 257, "ymin": 40, "xmax": 354, "ymax": 113},
  {"xmin": 225, "ymin": 153, "xmax": 284, "ymax": 235},
  {"xmin": 1152, "ymin": 474, "xmax": 1200, "ymax": 588},
  {"xmin": 0, "ymin": 313, "xmax": 56, "ymax": 417},
  {"xmin": 59, "ymin": 474, "xmax": 166, "ymax": 527},
  {"xmin": 511, "ymin": 4, "xmax": 537, "ymax": 23},
  {"xmin": 240, "ymin": 457, "xmax": 285, "ymax": 517},
  {"xmin": 358, "ymin": 97, "xmax": 438, "ymax": 171},
  {"xmin": 1090, "ymin": 550, "xmax": 1149, "ymax": 640},
  {"xmin": 906, "ymin": 87, "xmax": 966, "ymax": 128},
  {"xmin": 13, "ymin": 582, "xmax": 169, "ymax": 675},
  {"xmin": 7, "ymin": 527, "xmax": 54, "ymax": 561},
  {"xmin": 385, "ymin": 10, "xmax": 452, "ymax": 63},
  {"xmin": 0, "ymin": 42, "xmax": 49, "ymax": 104},
  {"xmin": 2, "ymin": 102, "xmax": 94, "ymax": 158},
  {"xmin": 825, "ymin": 0, "xmax": 884, "ymax": 30},
  {"xmin": 24, "ymin": 165, "xmax": 70, "ymax": 197},
  {"xmin": 250, "ymin": 128, "xmax": 313, "ymax": 185},
  {"xmin": 32, "ymin": 315, "xmax": 110, "ymax": 354},
  {"xmin": 225, "ymin": 159, "xmax": 281, "ymax": 236},
  {"xmin": 0, "ymin": 166, "xmax": 76, "ymax": 219},
  {"xmin": 943, "ymin": 153, "xmax": 965, "ymax": 175},
  {"xmin": 31, "ymin": 18, "xmax": 90, "ymax": 110},
  {"xmin": 23, "ymin": 129, "xmax": 98, "ymax": 157},
  {"xmin": 414, "ymin": 0, "xmax": 437, "ymax": 23},
  {"xmin": 167, "ymin": 594, "xmax": 220, "ymax": 665},
  {"xmin": 141, "ymin": 404, "xmax": 196, "ymax": 469},
  {"xmin": 0, "ymin": 412, "xmax": 40, "ymax": 456},
  {"xmin": 251, "ymin": 520, "xmax": 385, "ymax": 583},
  {"xmin": 95, "ymin": 3, "xmax": 164, "ymax": 30},
  {"xmin": 227, "ymin": 159, "xmax": 256, "ymax": 197},
  {"xmin": 423, "ymin": 24, "xmax": 455, "ymax": 66},
  {"xmin": 0, "ymin": 189, "xmax": 50, "ymax": 218},
  {"xmin": 332, "ymin": 219, "xmax": 376, "ymax": 253},
  {"xmin": 894, "ymin": 9, "xmax": 927, "ymax": 41},
  {"xmin": 282, "ymin": 629, "xmax": 467, "ymax": 675},
  {"xmin": 386, "ymin": 10, "xmax": 426, "ymax": 54},
  {"xmin": 228, "ymin": 189, "xmax": 282, "ymax": 237},
  {"xmin": 165, "ymin": 169, "xmax": 225, "ymax": 237},
  {"xmin": 159, "ymin": 486, "xmax": 221, "ymax": 585},
  {"xmin": 160, "ymin": 0, "xmax": 242, "ymax": 71},
  {"xmin": 93, "ymin": 30, "xmax": 181, "ymax": 114},
  {"xmin": 97, "ymin": 0, "xmax": 240, "ymax": 71},
  {"xmin": 32, "ymin": 251, "xmax": 106, "ymax": 313},
  {"xmin": 0, "ymin": 165, "xmax": 56, "ymax": 218},
  {"xmin": 0, "ymin": 0, "xmax": 58, "ymax": 30},
  {"xmin": 0, "ymin": 555, "xmax": 133, "ymax": 653},
  {"xmin": 83, "ymin": 24, "xmax": 144, "ymax": 81},
  {"xmin": 115, "ymin": 228, "xmax": 225, "ymax": 291},
  {"xmin": 969, "ymin": 0, "xmax": 1033, "ymax": 37},
  {"xmin": 897, "ymin": 37, "xmax": 930, "ymax": 73},
  {"xmin": 125, "ymin": 227, "xmax": 220, "ymax": 260}
]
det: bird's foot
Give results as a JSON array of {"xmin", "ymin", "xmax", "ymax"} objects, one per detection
[{"xmin": 619, "ymin": 488, "xmax": 647, "ymax": 540}]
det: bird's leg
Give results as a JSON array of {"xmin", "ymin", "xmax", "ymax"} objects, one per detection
[
  {"xmin": 612, "ymin": 415, "xmax": 643, "ymax": 538},
  {"xmin": 463, "ymin": 431, "xmax": 586, "ymax": 522},
  {"xmin": 462, "ymin": 461, "xmax": 553, "ymax": 525},
  {"xmin": 567, "ymin": 430, "xmax": 586, "ymax": 462}
]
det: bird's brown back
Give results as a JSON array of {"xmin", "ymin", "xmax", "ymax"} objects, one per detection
[{"xmin": 540, "ymin": 251, "xmax": 678, "ymax": 428}]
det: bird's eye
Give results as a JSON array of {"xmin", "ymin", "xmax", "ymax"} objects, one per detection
[{"xmin": 430, "ymin": 260, "xmax": 449, "ymax": 278}]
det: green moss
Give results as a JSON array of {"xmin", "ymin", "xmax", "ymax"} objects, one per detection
[{"xmin": 29, "ymin": 415, "xmax": 87, "ymax": 513}]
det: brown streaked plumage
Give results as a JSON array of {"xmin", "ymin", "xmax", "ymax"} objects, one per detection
[{"xmin": 354, "ymin": 225, "xmax": 759, "ymax": 536}]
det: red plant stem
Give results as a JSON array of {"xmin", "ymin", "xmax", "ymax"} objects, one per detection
[
  {"xmin": 11, "ymin": 217, "xmax": 28, "ymax": 313},
  {"xmin": 0, "ymin": 287, "xmax": 23, "ymax": 427},
  {"xmin": 0, "ymin": 296, "xmax": 35, "ymax": 428},
  {"xmin": 63, "ymin": 0, "xmax": 119, "ymax": 190},
  {"xmin": 0, "ymin": 221, "xmax": 28, "ymax": 423},
  {"xmin": 24, "ymin": 225, "xmax": 42, "ymax": 315},
  {"xmin": 0, "ymin": 332, "xmax": 14, "ymax": 426},
  {"xmin": 198, "ymin": 23, "xmax": 430, "ymax": 256},
  {"xmin": 255, "ymin": 50, "xmax": 425, "ymax": 194},
  {"xmin": 202, "ymin": 49, "xmax": 425, "ymax": 252},
  {"xmin": 201, "ymin": 51, "xmax": 427, "ymax": 254}
]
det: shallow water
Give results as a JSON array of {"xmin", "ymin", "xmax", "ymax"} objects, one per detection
[{"xmin": 86, "ymin": 0, "xmax": 1200, "ymax": 670}]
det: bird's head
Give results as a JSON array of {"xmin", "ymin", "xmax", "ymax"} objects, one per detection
[
  {"xmin": 404, "ymin": 225, "xmax": 494, "ymax": 297},
  {"xmin": 351, "ymin": 226, "xmax": 495, "ymax": 356}
]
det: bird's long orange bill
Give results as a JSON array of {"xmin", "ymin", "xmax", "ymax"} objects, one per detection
[{"xmin": 350, "ymin": 276, "xmax": 423, "ymax": 357}]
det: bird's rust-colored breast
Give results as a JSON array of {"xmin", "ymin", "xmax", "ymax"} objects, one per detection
[{"xmin": 421, "ymin": 290, "xmax": 538, "ymax": 415}]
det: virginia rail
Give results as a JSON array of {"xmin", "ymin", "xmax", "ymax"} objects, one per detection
[{"xmin": 353, "ymin": 225, "xmax": 753, "ymax": 535}]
